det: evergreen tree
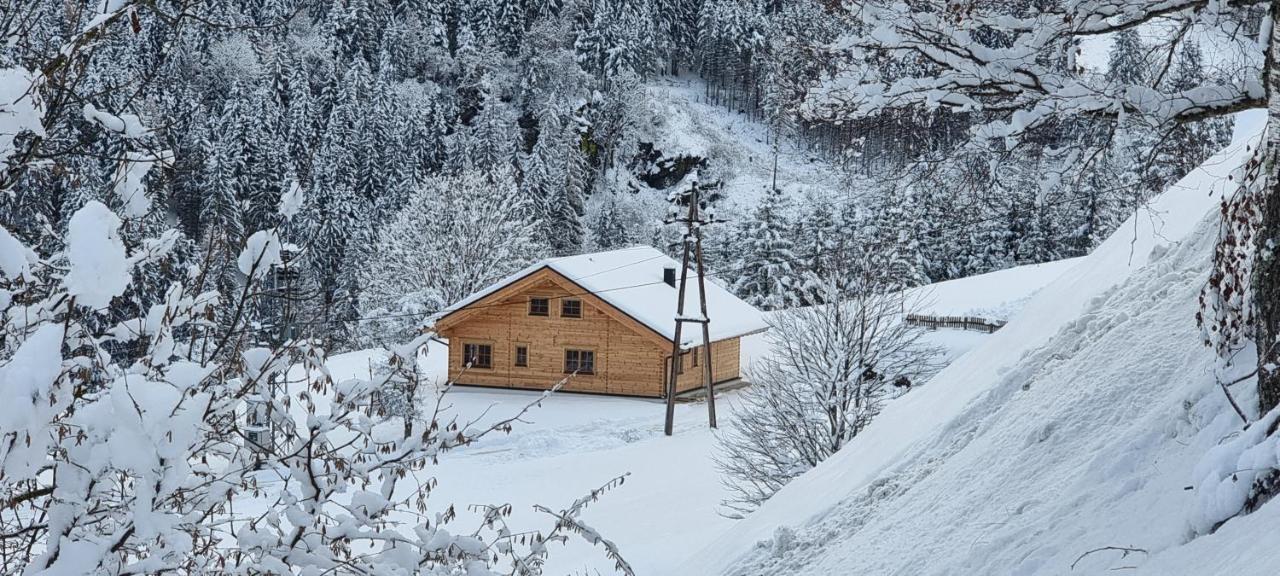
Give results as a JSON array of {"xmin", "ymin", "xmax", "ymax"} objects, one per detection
[
  {"xmin": 590, "ymin": 196, "xmax": 633, "ymax": 249},
  {"xmin": 1105, "ymin": 29, "xmax": 1148, "ymax": 86},
  {"xmin": 522, "ymin": 106, "xmax": 568, "ymax": 243},
  {"xmin": 495, "ymin": 0, "xmax": 526, "ymax": 56},
  {"xmin": 730, "ymin": 185, "xmax": 797, "ymax": 310},
  {"xmin": 199, "ymin": 135, "xmax": 246, "ymax": 295}
]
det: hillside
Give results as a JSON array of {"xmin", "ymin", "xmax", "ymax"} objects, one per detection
[
  {"xmin": 638, "ymin": 77, "xmax": 851, "ymax": 213},
  {"xmin": 308, "ymin": 254, "xmax": 1073, "ymax": 574},
  {"xmin": 678, "ymin": 118, "xmax": 1278, "ymax": 575},
  {"xmin": 597, "ymin": 76, "xmax": 854, "ymax": 245}
]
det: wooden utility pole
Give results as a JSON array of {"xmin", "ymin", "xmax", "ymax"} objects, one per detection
[{"xmin": 665, "ymin": 179, "xmax": 718, "ymax": 436}]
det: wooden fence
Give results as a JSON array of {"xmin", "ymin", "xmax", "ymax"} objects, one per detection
[{"xmin": 905, "ymin": 314, "xmax": 1007, "ymax": 334}]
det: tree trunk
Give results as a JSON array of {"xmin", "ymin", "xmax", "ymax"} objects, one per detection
[
  {"xmin": 1259, "ymin": 163, "xmax": 1280, "ymax": 413},
  {"xmin": 1259, "ymin": 1, "xmax": 1280, "ymax": 414}
]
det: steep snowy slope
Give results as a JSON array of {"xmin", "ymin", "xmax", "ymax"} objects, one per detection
[
  {"xmin": 637, "ymin": 77, "xmax": 850, "ymax": 212},
  {"xmin": 678, "ymin": 119, "xmax": 1278, "ymax": 575},
  {"xmin": 599, "ymin": 76, "xmax": 853, "ymax": 240}
]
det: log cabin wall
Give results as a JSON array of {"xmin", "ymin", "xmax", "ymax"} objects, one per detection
[
  {"xmin": 437, "ymin": 270, "xmax": 670, "ymax": 397},
  {"xmin": 671, "ymin": 337, "xmax": 743, "ymax": 395}
]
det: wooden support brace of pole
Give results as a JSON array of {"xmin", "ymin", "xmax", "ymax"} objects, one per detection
[
  {"xmin": 664, "ymin": 218, "xmax": 694, "ymax": 437},
  {"xmin": 692, "ymin": 188, "xmax": 717, "ymax": 428},
  {"xmin": 665, "ymin": 182, "xmax": 720, "ymax": 434}
]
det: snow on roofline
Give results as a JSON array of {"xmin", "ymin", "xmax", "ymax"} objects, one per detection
[{"xmin": 431, "ymin": 246, "xmax": 769, "ymax": 348}]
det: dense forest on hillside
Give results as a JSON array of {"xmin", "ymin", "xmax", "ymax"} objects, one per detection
[{"xmin": 1, "ymin": 0, "xmax": 1233, "ymax": 350}]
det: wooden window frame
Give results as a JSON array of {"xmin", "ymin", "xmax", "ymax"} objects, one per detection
[
  {"xmin": 462, "ymin": 342, "xmax": 493, "ymax": 369},
  {"xmin": 528, "ymin": 297, "xmax": 549, "ymax": 317},
  {"xmin": 692, "ymin": 347, "xmax": 700, "ymax": 367},
  {"xmin": 561, "ymin": 298, "xmax": 582, "ymax": 319},
  {"xmin": 514, "ymin": 344, "xmax": 529, "ymax": 368},
  {"xmin": 564, "ymin": 348, "xmax": 595, "ymax": 375}
]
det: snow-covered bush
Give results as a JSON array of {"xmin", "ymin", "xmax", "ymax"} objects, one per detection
[
  {"xmin": 0, "ymin": 142, "xmax": 628, "ymax": 576},
  {"xmin": 1191, "ymin": 405, "xmax": 1280, "ymax": 536},
  {"xmin": 716, "ymin": 260, "xmax": 941, "ymax": 514}
]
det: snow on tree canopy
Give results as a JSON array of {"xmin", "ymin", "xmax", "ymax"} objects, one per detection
[
  {"xmin": 0, "ymin": 324, "xmax": 66, "ymax": 481},
  {"xmin": 113, "ymin": 150, "xmax": 174, "ymax": 218},
  {"xmin": 82, "ymin": 103, "xmax": 150, "ymax": 139},
  {"xmin": 0, "ymin": 224, "xmax": 37, "ymax": 280},
  {"xmin": 238, "ymin": 230, "xmax": 282, "ymax": 279},
  {"xmin": 65, "ymin": 201, "xmax": 130, "ymax": 308},
  {"xmin": 278, "ymin": 179, "xmax": 303, "ymax": 220},
  {"xmin": 0, "ymin": 68, "xmax": 43, "ymax": 163}
]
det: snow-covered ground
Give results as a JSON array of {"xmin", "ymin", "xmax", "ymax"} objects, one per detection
[
  {"xmin": 322, "ymin": 345, "xmax": 740, "ymax": 575},
  {"xmin": 301, "ymin": 117, "xmax": 1280, "ymax": 575},
  {"xmin": 674, "ymin": 114, "xmax": 1279, "ymax": 576},
  {"xmin": 315, "ymin": 251, "xmax": 1075, "ymax": 574},
  {"xmin": 637, "ymin": 76, "xmax": 852, "ymax": 213},
  {"xmin": 906, "ymin": 257, "xmax": 1084, "ymax": 320},
  {"xmin": 302, "ymin": 113, "xmax": 1278, "ymax": 576},
  {"xmin": 739, "ymin": 257, "xmax": 1080, "ymax": 375}
]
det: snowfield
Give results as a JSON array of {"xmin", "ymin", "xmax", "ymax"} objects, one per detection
[
  {"xmin": 677, "ymin": 116, "xmax": 1280, "ymax": 575},
  {"xmin": 320, "ymin": 345, "xmax": 741, "ymax": 575},
  {"xmin": 299, "ymin": 118, "xmax": 1278, "ymax": 576},
  {"xmin": 316, "ymin": 249, "xmax": 1080, "ymax": 574}
]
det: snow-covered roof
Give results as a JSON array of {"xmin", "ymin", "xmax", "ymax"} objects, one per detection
[{"xmin": 434, "ymin": 246, "xmax": 768, "ymax": 348}]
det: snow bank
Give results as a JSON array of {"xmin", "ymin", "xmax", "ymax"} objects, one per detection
[
  {"xmin": 678, "ymin": 123, "xmax": 1267, "ymax": 575},
  {"xmin": 1189, "ymin": 406, "xmax": 1280, "ymax": 536}
]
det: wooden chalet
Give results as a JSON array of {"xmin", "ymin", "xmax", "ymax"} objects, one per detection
[{"xmin": 429, "ymin": 246, "xmax": 768, "ymax": 398}]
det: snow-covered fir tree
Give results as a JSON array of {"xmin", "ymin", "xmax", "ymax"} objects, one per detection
[{"xmin": 730, "ymin": 185, "xmax": 798, "ymax": 310}]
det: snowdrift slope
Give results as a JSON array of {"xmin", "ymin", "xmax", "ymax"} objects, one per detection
[{"xmin": 680, "ymin": 128, "xmax": 1280, "ymax": 575}]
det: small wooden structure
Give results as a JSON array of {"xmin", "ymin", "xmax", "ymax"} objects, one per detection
[
  {"xmin": 904, "ymin": 313, "xmax": 1006, "ymax": 333},
  {"xmin": 430, "ymin": 247, "xmax": 768, "ymax": 398}
]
